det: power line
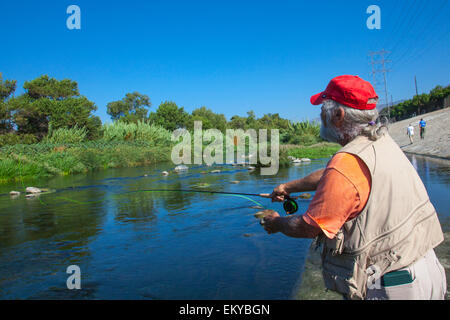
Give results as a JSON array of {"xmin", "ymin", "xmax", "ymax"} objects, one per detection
[
  {"xmin": 391, "ymin": 2, "xmax": 450, "ymax": 70},
  {"xmin": 380, "ymin": 0, "xmax": 419, "ymax": 52},
  {"xmin": 389, "ymin": 0, "xmax": 449, "ymax": 70},
  {"xmin": 386, "ymin": 0, "xmax": 428, "ymax": 62}
]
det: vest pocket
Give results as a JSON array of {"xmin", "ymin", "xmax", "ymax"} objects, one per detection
[
  {"xmin": 322, "ymin": 269, "xmax": 359, "ymax": 298},
  {"xmin": 321, "ymin": 254, "xmax": 362, "ymax": 298}
]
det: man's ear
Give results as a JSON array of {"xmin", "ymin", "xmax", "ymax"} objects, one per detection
[{"xmin": 332, "ymin": 107, "xmax": 345, "ymax": 128}]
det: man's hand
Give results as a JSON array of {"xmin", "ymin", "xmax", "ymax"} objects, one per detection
[
  {"xmin": 270, "ymin": 184, "xmax": 290, "ymax": 202},
  {"xmin": 261, "ymin": 211, "xmax": 281, "ymax": 234}
]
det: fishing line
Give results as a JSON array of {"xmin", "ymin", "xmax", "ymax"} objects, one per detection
[
  {"xmin": 123, "ymin": 189, "xmax": 302, "ymax": 214},
  {"xmin": 11, "ymin": 160, "xmax": 307, "ymax": 213},
  {"xmin": 24, "ymin": 188, "xmax": 269, "ymax": 209}
]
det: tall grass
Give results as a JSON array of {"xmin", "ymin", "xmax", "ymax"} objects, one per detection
[
  {"xmin": 0, "ymin": 140, "xmax": 173, "ymax": 183},
  {"xmin": 289, "ymin": 120, "xmax": 321, "ymax": 136},
  {"xmin": 102, "ymin": 120, "xmax": 172, "ymax": 146},
  {"xmin": 44, "ymin": 126, "xmax": 88, "ymax": 144},
  {"xmin": 282, "ymin": 120, "xmax": 322, "ymax": 146}
]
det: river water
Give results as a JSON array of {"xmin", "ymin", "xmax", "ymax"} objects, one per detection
[{"xmin": 0, "ymin": 154, "xmax": 448, "ymax": 299}]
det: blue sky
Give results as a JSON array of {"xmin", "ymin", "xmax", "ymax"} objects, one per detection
[{"xmin": 1, "ymin": 0, "xmax": 449, "ymax": 123}]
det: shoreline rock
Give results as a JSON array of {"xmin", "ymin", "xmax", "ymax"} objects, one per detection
[
  {"xmin": 174, "ymin": 165, "xmax": 188, "ymax": 172},
  {"xmin": 26, "ymin": 187, "xmax": 41, "ymax": 194}
]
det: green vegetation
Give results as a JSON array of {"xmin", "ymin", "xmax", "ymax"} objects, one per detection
[
  {"xmin": 0, "ymin": 140, "xmax": 172, "ymax": 182},
  {"xmin": 102, "ymin": 120, "xmax": 172, "ymax": 145},
  {"xmin": 0, "ymin": 73, "xmax": 340, "ymax": 183},
  {"xmin": 106, "ymin": 92, "xmax": 151, "ymax": 123},
  {"xmin": 44, "ymin": 125, "xmax": 88, "ymax": 144},
  {"xmin": 382, "ymin": 85, "xmax": 450, "ymax": 121},
  {"xmin": 283, "ymin": 142, "xmax": 341, "ymax": 160}
]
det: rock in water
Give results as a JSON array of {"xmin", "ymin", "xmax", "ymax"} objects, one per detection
[
  {"xmin": 254, "ymin": 209, "xmax": 277, "ymax": 219},
  {"xmin": 174, "ymin": 165, "xmax": 188, "ymax": 172},
  {"xmin": 26, "ymin": 193, "xmax": 40, "ymax": 198},
  {"xmin": 301, "ymin": 158, "xmax": 311, "ymax": 162},
  {"xmin": 298, "ymin": 193, "xmax": 312, "ymax": 199},
  {"xmin": 292, "ymin": 158, "xmax": 302, "ymax": 163},
  {"xmin": 162, "ymin": 171, "xmax": 169, "ymax": 176},
  {"xmin": 10, "ymin": 191, "xmax": 21, "ymax": 196},
  {"xmin": 26, "ymin": 187, "xmax": 41, "ymax": 194},
  {"xmin": 210, "ymin": 170, "xmax": 221, "ymax": 173},
  {"xmin": 230, "ymin": 181, "xmax": 240, "ymax": 184}
]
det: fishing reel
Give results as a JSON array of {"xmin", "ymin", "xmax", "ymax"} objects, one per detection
[{"xmin": 283, "ymin": 196, "xmax": 298, "ymax": 215}]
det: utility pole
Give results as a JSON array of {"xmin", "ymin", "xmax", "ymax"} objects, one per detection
[
  {"xmin": 414, "ymin": 75, "xmax": 418, "ymax": 96},
  {"xmin": 369, "ymin": 49, "xmax": 391, "ymax": 121},
  {"xmin": 415, "ymin": 75, "xmax": 420, "ymax": 115}
]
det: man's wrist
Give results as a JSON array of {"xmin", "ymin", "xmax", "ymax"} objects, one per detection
[
  {"xmin": 283, "ymin": 183, "xmax": 293, "ymax": 194},
  {"xmin": 276, "ymin": 215, "xmax": 296, "ymax": 234}
]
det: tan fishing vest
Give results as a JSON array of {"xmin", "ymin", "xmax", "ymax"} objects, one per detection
[{"xmin": 319, "ymin": 133, "xmax": 444, "ymax": 300}]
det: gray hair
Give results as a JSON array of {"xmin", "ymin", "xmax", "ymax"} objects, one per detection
[{"xmin": 322, "ymin": 99, "xmax": 387, "ymax": 142}]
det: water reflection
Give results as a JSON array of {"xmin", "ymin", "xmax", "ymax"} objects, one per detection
[{"xmin": 0, "ymin": 156, "xmax": 447, "ymax": 299}]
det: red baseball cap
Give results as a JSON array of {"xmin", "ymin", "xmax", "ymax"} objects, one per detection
[{"xmin": 310, "ymin": 75, "xmax": 378, "ymax": 110}]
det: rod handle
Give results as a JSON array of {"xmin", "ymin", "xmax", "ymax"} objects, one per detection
[{"xmin": 259, "ymin": 193, "xmax": 272, "ymax": 198}]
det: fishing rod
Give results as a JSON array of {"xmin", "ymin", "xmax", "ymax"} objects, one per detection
[{"xmin": 125, "ymin": 189, "xmax": 306, "ymax": 214}]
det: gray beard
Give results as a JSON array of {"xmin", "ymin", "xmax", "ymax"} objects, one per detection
[{"xmin": 320, "ymin": 123, "xmax": 342, "ymax": 144}]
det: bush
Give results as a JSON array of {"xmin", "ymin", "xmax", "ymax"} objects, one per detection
[{"xmin": 0, "ymin": 133, "xmax": 37, "ymax": 147}]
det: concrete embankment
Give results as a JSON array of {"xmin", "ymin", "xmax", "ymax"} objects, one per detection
[{"xmin": 388, "ymin": 107, "xmax": 450, "ymax": 159}]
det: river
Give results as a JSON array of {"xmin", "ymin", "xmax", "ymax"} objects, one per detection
[{"xmin": 0, "ymin": 154, "xmax": 448, "ymax": 299}]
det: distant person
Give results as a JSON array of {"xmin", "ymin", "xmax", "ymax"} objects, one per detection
[
  {"xmin": 419, "ymin": 118, "xmax": 426, "ymax": 139},
  {"xmin": 407, "ymin": 123, "xmax": 415, "ymax": 144},
  {"xmin": 262, "ymin": 75, "xmax": 446, "ymax": 300}
]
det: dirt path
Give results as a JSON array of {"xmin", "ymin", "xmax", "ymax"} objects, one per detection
[{"xmin": 388, "ymin": 107, "xmax": 450, "ymax": 159}]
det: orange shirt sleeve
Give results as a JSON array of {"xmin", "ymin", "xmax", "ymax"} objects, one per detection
[{"xmin": 302, "ymin": 153, "xmax": 371, "ymax": 239}]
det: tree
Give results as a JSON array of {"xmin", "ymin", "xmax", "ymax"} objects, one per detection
[
  {"xmin": 12, "ymin": 75, "xmax": 99, "ymax": 139},
  {"xmin": 148, "ymin": 101, "xmax": 190, "ymax": 131},
  {"xmin": 384, "ymin": 84, "xmax": 450, "ymax": 120},
  {"xmin": 0, "ymin": 74, "xmax": 17, "ymax": 133},
  {"xmin": 106, "ymin": 92, "xmax": 151, "ymax": 123},
  {"xmin": 228, "ymin": 115, "xmax": 247, "ymax": 129},
  {"xmin": 187, "ymin": 106, "xmax": 227, "ymax": 132}
]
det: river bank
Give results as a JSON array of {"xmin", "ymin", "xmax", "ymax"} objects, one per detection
[
  {"xmin": 388, "ymin": 107, "xmax": 450, "ymax": 159},
  {"xmin": 0, "ymin": 140, "xmax": 340, "ymax": 184},
  {"xmin": 0, "ymin": 141, "xmax": 172, "ymax": 183}
]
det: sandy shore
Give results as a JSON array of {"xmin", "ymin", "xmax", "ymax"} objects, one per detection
[{"xmin": 388, "ymin": 107, "xmax": 450, "ymax": 159}]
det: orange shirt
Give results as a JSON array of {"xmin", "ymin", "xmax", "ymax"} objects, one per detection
[{"xmin": 302, "ymin": 152, "xmax": 371, "ymax": 239}]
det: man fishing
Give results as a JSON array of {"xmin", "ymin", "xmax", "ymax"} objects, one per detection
[{"xmin": 261, "ymin": 75, "xmax": 447, "ymax": 300}]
